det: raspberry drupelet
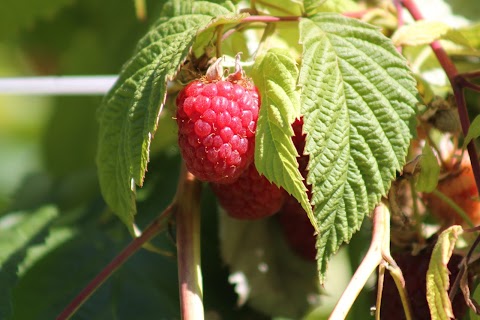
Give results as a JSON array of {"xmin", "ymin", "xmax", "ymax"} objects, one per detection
[{"xmin": 176, "ymin": 58, "xmax": 260, "ymax": 183}]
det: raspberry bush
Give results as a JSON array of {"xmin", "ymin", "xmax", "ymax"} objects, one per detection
[{"xmin": 3, "ymin": 0, "xmax": 480, "ymax": 319}]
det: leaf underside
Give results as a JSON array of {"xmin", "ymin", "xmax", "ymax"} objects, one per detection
[
  {"xmin": 299, "ymin": 13, "xmax": 418, "ymax": 282},
  {"xmin": 96, "ymin": 2, "xmax": 236, "ymax": 231},
  {"xmin": 252, "ymin": 48, "xmax": 316, "ymax": 230},
  {"xmin": 426, "ymin": 226, "xmax": 463, "ymax": 320}
]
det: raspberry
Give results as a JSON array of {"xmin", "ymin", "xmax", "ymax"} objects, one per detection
[
  {"xmin": 278, "ymin": 195, "xmax": 316, "ymax": 261},
  {"xmin": 176, "ymin": 60, "xmax": 260, "ymax": 183},
  {"xmin": 379, "ymin": 246, "xmax": 468, "ymax": 320},
  {"xmin": 277, "ymin": 118, "xmax": 316, "ymax": 261},
  {"xmin": 211, "ymin": 164, "xmax": 286, "ymax": 219},
  {"xmin": 423, "ymin": 152, "xmax": 480, "ymax": 227}
]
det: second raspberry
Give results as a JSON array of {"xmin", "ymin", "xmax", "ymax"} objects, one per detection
[{"xmin": 177, "ymin": 79, "xmax": 260, "ymax": 183}]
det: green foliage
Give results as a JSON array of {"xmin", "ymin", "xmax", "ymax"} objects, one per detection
[
  {"xmin": 0, "ymin": 0, "xmax": 73, "ymax": 39},
  {"xmin": 11, "ymin": 224, "xmax": 180, "ymax": 320},
  {"xmin": 416, "ymin": 142, "xmax": 440, "ymax": 192},
  {"xmin": 305, "ymin": 0, "xmax": 359, "ymax": 15},
  {"xmin": 426, "ymin": 225, "xmax": 463, "ymax": 320},
  {"xmin": 252, "ymin": 48, "xmax": 316, "ymax": 230},
  {"xmin": 0, "ymin": 206, "xmax": 58, "ymax": 319},
  {"xmin": 392, "ymin": 21, "xmax": 471, "ymax": 47},
  {"xmin": 299, "ymin": 13, "xmax": 418, "ymax": 282},
  {"xmin": 219, "ymin": 211, "xmax": 319, "ymax": 318},
  {"xmin": 7, "ymin": 0, "xmax": 480, "ymax": 318},
  {"xmin": 463, "ymin": 114, "xmax": 480, "ymax": 149},
  {"xmin": 96, "ymin": 2, "xmax": 237, "ymax": 232}
]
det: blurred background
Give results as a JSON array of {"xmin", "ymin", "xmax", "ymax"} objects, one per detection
[{"xmin": 0, "ymin": 0, "xmax": 479, "ymax": 319}]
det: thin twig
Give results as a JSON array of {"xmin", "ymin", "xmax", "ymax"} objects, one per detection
[
  {"xmin": 375, "ymin": 261, "xmax": 387, "ymax": 320},
  {"xmin": 459, "ymin": 78, "xmax": 480, "ymax": 93},
  {"xmin": 460, "ymin": 70, "xmax": 480, "ymax": 80},
  {"xmin": 387, "ymin": 264, "xmax": 413, "ymax": 320},
  {"xmin": 449, "ymin": 234, "xmax": 480, "ymax": 300},
  {"xmin": 56, "ymin": 205, "xmax": 175, "ymax": 320}
]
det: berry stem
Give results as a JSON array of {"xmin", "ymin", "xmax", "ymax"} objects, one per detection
[
  {"xmin": 56, "ymin": 205, "xmax": 174, "ymax": 320},
  {"xmin": 329, "ymin": 204, "xmax": 388, "ymax": 320},
  {"xmin": 375, "ymin": 261, "xmax": 387, "ymax": 320},
  {"xmin": 175, "ymin": 163, "xmax": 204, "ymax": 320},
  {"xmin": 385, "ymin": 261, "xmax": 413, "ymax": 320}
]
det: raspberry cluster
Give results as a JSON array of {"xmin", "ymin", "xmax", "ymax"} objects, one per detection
[
  {"xmin": 176, "ymin": 73, "xmax": 259, "ymax": 184},
  {"xmin": 176, "ymin": 61, "xmax": 315, "ymax": 259}
]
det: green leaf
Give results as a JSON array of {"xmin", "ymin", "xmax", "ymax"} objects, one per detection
[
  {"xmin": 459, "ymin": 23, "xmax": 480, "ymax": 49},
  {"xmin": 11, "ymin": 225, "xmax": 180, "ymax": 320},
  {"xmin": 0, "ymin": 206, "xmax": 58, "ymax": 319},
  {"xmin": 392, "ymin": 21, "xmax": 472, "ymax": 47},
  {"xmin": 463, "ymin": 115, "xmax": 480, "ymax": 149},
  {"xmin": 299, "ymin": 13, "xmax": 418, "ymax": 282},
  {"xmin": 252, "ymin": 48, "xmax": 317, "ymax": 231},
  {"xmin": 417, "ymin": 142, "xmax": 440, "ymax": 193},
  {"xmin": 255, "ymin": 0, "xmax": 302, "ymax": 16},
  {"xmin": 219, "ymin": 212, "xmax": 319, "ymax": 318},
  {"xmin": 304, "ymin": 0, "xmax": 359, "ymax": 16},
  {"xmin": 426, "ymin": 225, "xmax": 463, "ymax": 320},
  {"xmin": 0, "ymin": 207, "xmax": 58, "ymax": 266},
  {"xmin": 303, "ymin": 0, "xmax": 328, "ymax": 15},
  {"xmin": 96, "ymin": 3, "xmax": 235, "ymax": 231}
]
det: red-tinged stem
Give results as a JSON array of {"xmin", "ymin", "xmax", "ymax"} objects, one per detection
[
  {"xmin": 175, "ymin": 164, "xmax": 203, "ymax": 320},
  {"xmin": 393, "ymin": 0, "xmax": 404, "ymax": 28},
  {"xmin": 401, "ymin": 0, "xmax": 480, "ymax": 198},
  {"xmin": 461, "ymin": 70, "xmax": 480, "ymax": 80},
  {"xmin": 240, "ymin": 15, "xmax": 299, "ymax": 23},
  {"xmin": 393, "ymin": 0, "xmax": 404, "ymax": 53},
  {"xmin": 56, "ymin": 205, "xmax": 174, "ymax": 320},
  {"xmin": 449, "ymin": 232, "xmax": 480, "ymax": 300},
  {"xmin": 458, "ymin": 77, "xmax": 480, "ymax": 93}
]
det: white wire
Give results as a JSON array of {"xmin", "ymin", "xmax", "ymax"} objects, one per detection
[{"xmin": 0, "ymin": 75, "xmax": 118, "ymax": 95}]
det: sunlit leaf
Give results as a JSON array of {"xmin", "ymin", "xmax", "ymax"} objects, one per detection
[
  {"xmin": 299, "ymin": 13, "xmax": 417, "ymax": 282},
  {"xmin": 426, "ymin": 225, "xmax": 463, "ymax": 320}
]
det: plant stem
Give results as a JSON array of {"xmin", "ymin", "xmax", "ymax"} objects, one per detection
[
  {"xmin": 375, "ymin": 261, "xmax": 387, "ymax": 320},
  {"xmin": 175, "ymin": 164, "xmax": 203, "ymax": 320},
  {"xmin": 240, "ymin": 15, "xmax": 300, "ymax": 23},
  {"xmin": 56, "ymin": 205, "xmax": 174, "ymax": 320},
  {"xmin": 329, "ymin": 205, "xmax": 388, "ymax": 320},
  {"xmin": 386, "ymin": 263, "xmax": 413, "ymax": 320}
]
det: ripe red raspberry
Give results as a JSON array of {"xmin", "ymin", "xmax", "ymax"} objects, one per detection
[
  {"xmin": 278, "ymin": 118, "xmax": 316, "ymax": 261},
  {"xmin": 176, "ymin": 60, "xmax": 260, "ymax": 184},
  {"xmin": 379, "ymin": 247, "xmax": 468, "ymax": 320},
  {"xmin": 278, "ymin": 196, "xmax": 316, "ymax": 261},
  {"xmin": 211, "ymin": 164, "xmax": 286, "ymax": 219},
  {"xmin": 423, "ymin": 152, "xmax": 480, "ymax": 227}
]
